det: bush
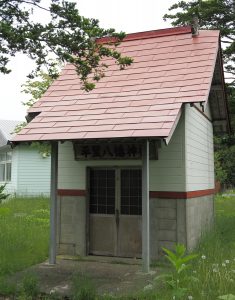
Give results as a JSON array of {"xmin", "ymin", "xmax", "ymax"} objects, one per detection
[{"xmin": 0, "ymin": 184, "xmax": 10, "ymax": 203}]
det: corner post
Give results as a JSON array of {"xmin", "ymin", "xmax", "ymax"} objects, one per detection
[
  {"xmin": 49, "ymin": 141, "xmax": 58, "ymax": 264},
  {"xmin": 142, "ymin": 139, "xmax": 150, "ymax": 272}
]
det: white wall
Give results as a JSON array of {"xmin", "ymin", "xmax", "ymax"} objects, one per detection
[
  {"xmin": 150, "ymin": 114, "xmax": 185, "ymax": 191},
  {"xmin": 2, "ymin": 145, "xmax": 51, "ymax": 196},
  {"xmin": 58, "ymin": 114, "xmax": 186, "ymax": 192},
  {"xmin": 185, "ymin": 104, "xmax": 214, "ymax": 191},
  {"xmin": 16, "ymin": 145, "xmax": 51, "ymax": 196}
]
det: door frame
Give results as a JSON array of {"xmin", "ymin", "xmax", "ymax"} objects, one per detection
[{"xmin": 86, "ymin": 165, "xmax": 142, "ymax": 256}]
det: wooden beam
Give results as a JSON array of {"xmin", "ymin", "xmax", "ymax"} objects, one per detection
[
  {"xmin": 49, "ymin": 141, "xmax": 58, "ymax": 264},
  {"xmin": 142, "ymin": 139, "xmax": 150, "ymax": 273},
  {"xmin": 211, "ymin": 84, "xmax": 223, "ymax": 91}
]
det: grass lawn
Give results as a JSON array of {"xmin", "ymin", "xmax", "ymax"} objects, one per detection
[
  {"xmin": 0, "ymin": 197, "xmax": 49, "ymax": 276},
  {"xmin": 0, "ymin": 194, "xmax": 235, "ymax": 299}
]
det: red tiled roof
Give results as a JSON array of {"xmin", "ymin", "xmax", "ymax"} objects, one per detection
[{"xmin": 13, "ymin": 26, "xmax": 220, "ymax": 142}]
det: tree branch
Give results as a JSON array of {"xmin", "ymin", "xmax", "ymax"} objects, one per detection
[
  {"xmin": 20, "ymin": 0, "xmax": 50, "ymax": 12},
  {"xmin": 221, "ymin": 40, "xmax": 232, "ymax": 44},
  {"xmin": 224, "ymin": 35, "xmax": 235, "ymax": 42}
]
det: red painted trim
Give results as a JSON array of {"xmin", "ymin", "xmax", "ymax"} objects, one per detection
[
  {"xmin": 57, "ymin": 189, "xmax": 86, "ymax": 196},
  {"xmin": 97, "ymin": 26, "xmax": 192, "ymax": 44},
  {"xmin": 58, "ymin": 188, "xmax": 214, "ymax": 199},
  {"xmin": 150, "ymin": 191, "xmax": 186, "ymax": 199},
  {"xmin": 150, "ymin": 189, "xmax": 215, "ymax": 199}
]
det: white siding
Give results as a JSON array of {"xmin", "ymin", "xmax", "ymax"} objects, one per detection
[
  {"xmin": 16, "ymin": 145, "xmax": 51, "ymax": 196},
  {"xmin": 185, "ymin": 104, "xmax": 214, "ymax": 191},
  {"xmin": 58, "ymin": 114, "xmax": 186, "ymax": 192},
  {"xmin": 150, "ymin": 114, "xmax": 186, "ymax": 191}
]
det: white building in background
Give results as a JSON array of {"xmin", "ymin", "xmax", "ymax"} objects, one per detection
[{"xmin": 0, "ymin": 119, "xmax": 50, "ymax": 196}]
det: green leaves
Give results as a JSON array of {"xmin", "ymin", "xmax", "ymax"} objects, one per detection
[
  {"xmin": 163, "ymin": 244, "xmax": 198, "ymax": 275},
  {"xmin": 214, "ymin": 136, "xmax": 235, "ymax": 184},
  {"xmin": 0, "ymin": 184, "xmax": 10, "ymax": 202},
  {"xmin": 21, "ymin": 64, "xmax": 60, "ymax": 108},
  {"xmin": 155, "ymin": 244, "xmax": 198, "ymax": 299},
  {"xmin": 0, "ymin": 0, "xmax": 133, "ymax": 90}
]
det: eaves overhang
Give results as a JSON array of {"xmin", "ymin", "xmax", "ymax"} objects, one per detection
[{"xmin": 208, "ymin": 37, "xmax": 232, "ymax": 135}]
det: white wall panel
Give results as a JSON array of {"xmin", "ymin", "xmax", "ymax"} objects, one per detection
[{"xmin": 185, "ymin": 104, "xmax": 214, "ymax": 191}]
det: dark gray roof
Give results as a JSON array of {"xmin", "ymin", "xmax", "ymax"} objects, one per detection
[{"xmin": 0, "ymin": 119, "xmax": 22, "ymax": 148}]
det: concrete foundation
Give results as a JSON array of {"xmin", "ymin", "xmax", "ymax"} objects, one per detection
[
  {"xmin": 150, "ymin": 195, "xmax": 214, "ymax": 258},
  {"xmin": 57, "ymin": 196, "xmax": 86, "ymax": 256},
  {"xmin": 186, "ymin": 195, "xmax": 214, "ymax": 250},
  {"xmin": 57, "ymin": 194, "xmax": 214, "ymax": 259}
]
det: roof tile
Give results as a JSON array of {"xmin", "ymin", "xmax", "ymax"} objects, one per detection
[
  {"xmin": 114, "ymin": 122, "xmax": 163, "ymax": 131},
  {"xmin": 12, "ymin": 27, "xmax": 219, "ymax": 142}
]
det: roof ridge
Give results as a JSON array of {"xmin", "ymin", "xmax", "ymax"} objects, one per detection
[{"xmin": 97, "ymin": 26, "xmax": 192, "ymax": 44}]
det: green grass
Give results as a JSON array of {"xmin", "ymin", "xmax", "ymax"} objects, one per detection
[
  {"xmin": 0, "ymin": 194, "xmax": 235, "ymax": 299},
  {"xmin": 152, "ymin": 192, "xmax": 235, "ymax": 300},
  {"xmin": 0, "ymin": 197, "xmax": 49, "ymax": 276}
]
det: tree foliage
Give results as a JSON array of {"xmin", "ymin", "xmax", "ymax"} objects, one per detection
[
  {"xmin": 0, "ymin": 0, "xmax": 133, "ymax": 91},
  {"xmin": 14, "ymin": 64, "xmax": 58, "ymax": 134},
  {"xmin": 214, "ymin": 136, "xmax": 235, "ymax": 185},
  {"xmin": 0, "ymin": 184, "xmax": 10, "ymax": 203},
  {"xmin": 14, "ymin": 66, "xmax": 57, "ymax": 156},
  {"xmin": 21, "ymin": 61, "xmax": 61, "ymax": 108}
]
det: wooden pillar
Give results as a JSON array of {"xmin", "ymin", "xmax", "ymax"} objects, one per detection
[
  {"xmin": 142, "ymin": 139, "xmax": 150, "ymax": 272},
  {"xmin": 49, "ymin": 141, "xmax": 58, "ymax": 264}
]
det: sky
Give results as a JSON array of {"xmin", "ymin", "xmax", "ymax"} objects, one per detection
[{"xmin": 0, "ymin": 0, "xmax": 177, "ymax": 121}]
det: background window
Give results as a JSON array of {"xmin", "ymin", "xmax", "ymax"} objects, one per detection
[{"xmin": 0, "ymin": 152, "xmax": 12, "ymax": 182}]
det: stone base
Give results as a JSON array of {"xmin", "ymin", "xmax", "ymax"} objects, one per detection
[
  {"xmin": 150, "ymin": 195, "xmax": 214, "ymax": 259},
  {"xmin": 57, "ymin": 195, "xmax": 214, "ymax": 260},
  {"xmin": 57, "ymin": 196, "xmax": 86, "ymax": 256}
]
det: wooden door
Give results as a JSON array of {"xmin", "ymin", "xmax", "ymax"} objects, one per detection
[
  {"xmin": 88, "ymin": 168, "xmax": 142, "ymax": 258},
  {"xmin": 117, "ymin": 169, "xmax": 142, "ymax": 258}
]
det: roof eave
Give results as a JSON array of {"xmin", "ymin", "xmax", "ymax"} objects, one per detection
[{"xmin": 164, "ymin": 108, "xmax": 182, "ymax": 145}]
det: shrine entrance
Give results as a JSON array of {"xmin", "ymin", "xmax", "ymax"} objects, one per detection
[{"xmin": 88, "ymin": 167, "xmax": 142, "ymax": 258}]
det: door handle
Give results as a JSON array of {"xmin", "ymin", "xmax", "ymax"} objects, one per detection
[{"xmin": 115, "ymin": 209, "xmax": 120, "ymax": 226}]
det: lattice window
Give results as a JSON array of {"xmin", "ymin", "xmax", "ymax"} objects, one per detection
[
  {"xmin": 121, "ymin": 169, "xmax": 142, "ymax": 215},
  {"xmin": 89, "ymin": 169, "xmax": 115, "ymax": 214},
  {"xmin": 0, "ymin": 152, "xmax": 12, "ymax": 182}
]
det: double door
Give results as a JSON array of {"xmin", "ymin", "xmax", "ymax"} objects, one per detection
[{"xmin": 88, "ymin": 168, "xmax": 142, "ymax": 258}]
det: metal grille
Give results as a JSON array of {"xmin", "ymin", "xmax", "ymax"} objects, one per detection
[
  {"xmin": 121, "ymin": 169, "xmax": 142, "ymax": 215},
  {"xmin": 89, "ymin": 169, "xmax": 115, "ymax": 214}
]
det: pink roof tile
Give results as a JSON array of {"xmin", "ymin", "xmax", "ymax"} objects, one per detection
[{"xmin": 12, "ymin": 26, "xmax": 220, "ymax": 142}]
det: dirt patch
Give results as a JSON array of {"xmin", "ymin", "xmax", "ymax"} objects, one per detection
[{"xmin": 10, "ymin": 256, "xmax": 162, "ymax": 297}]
